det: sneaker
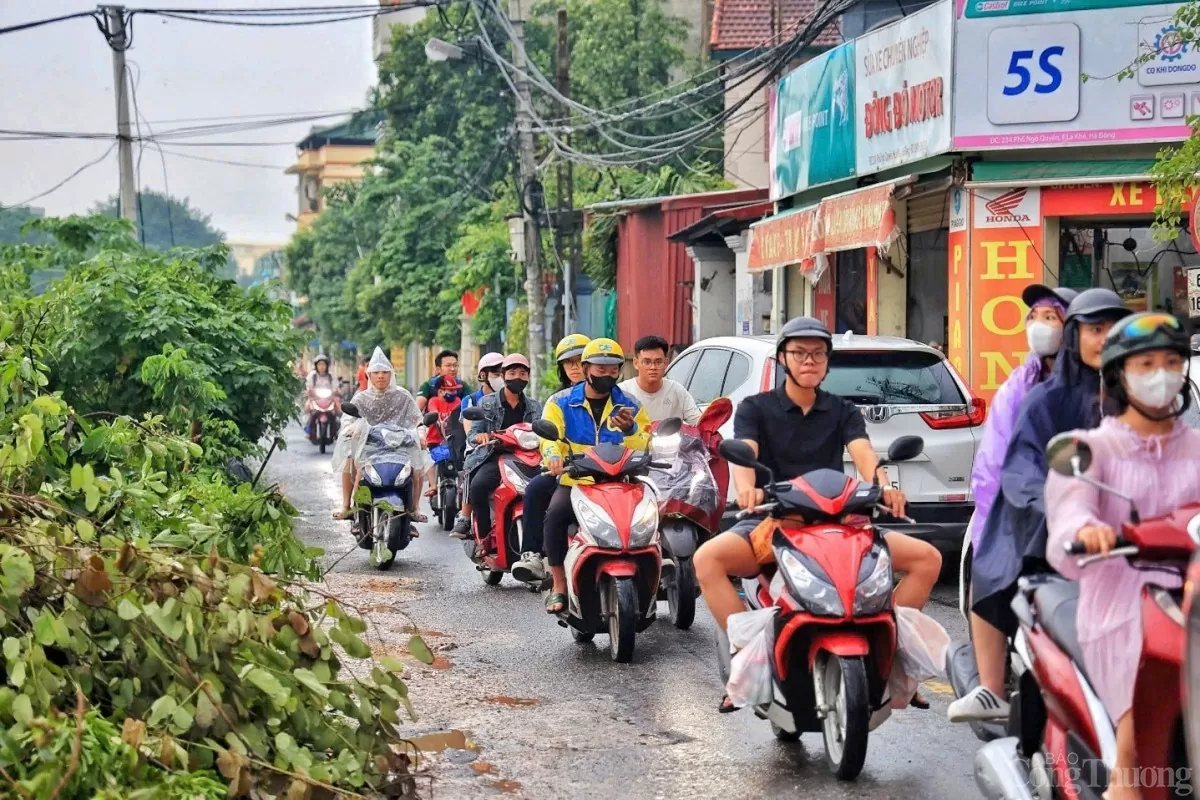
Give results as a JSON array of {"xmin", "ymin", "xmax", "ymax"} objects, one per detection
[
  {"xmin": 511, "ymin": 552, "xmax": 546, "ymax": 583},
  {"xmin": 449, "ymin": 515, "xmax": 472, "ymax": 540},
  {"xmin": 947, "ymin": 686, "xmax": 1009, "ymax": 722}
]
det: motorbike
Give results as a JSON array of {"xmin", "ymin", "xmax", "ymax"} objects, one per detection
[
  {"xmin": 424, "ymin": 408, "xmax": 465, "ymax": 531},
  {"xmin": 307, "ymin": 385, "xmax": 341, "ymax": 454},
  {"xmin": 1185, "ymin": 550, "xmax": 1200, "ymax": 786},
  {"xmin": 975, "ymin": 433, "xmax": 1196, "ymax": 800},
  {"xmin": 645, "ymin": 398, "xmax": 732, "ymax": 630},
  {"xmin": 531, "ymin": 416, "xmax": 682, "ymax": 663},
  {"xmin": 459, "ymin": 405, "xmax": 544, "ymax": 587},
  {"xmin": 341, "ymin": 402, "xmax": 417, "ymax": 570},
  {"xmin": 717, "ymin": 434, "xmax": 925, "ymax": 780}
]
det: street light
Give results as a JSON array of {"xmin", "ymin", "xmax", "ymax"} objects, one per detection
[
  {"xmin": 506, "ymin": 215, "xmax": 526, "ymax": 264},
  {"xmin": 424, "ymin": 38, "xmax": 465, "ymax": 62}
]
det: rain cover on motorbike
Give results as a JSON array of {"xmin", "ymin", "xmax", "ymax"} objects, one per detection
[{"xmin": 647, "ymin": 430, "xmax": 719, "ymax": 519}]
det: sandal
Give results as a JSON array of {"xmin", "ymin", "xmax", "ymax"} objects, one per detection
[
  {"xmin": 718, "ymin": 695, "xmax": 739, "ymax": 714},
  {"xmin": 909, "ymin": 691, "xmax": 930, "ymax": 710},
  {"xmin": 545, "ymin": 592, "xmax": 567, "ymax": 614},
  {"xmin": 412, "ymin": 513, "xmax": 428, "ymax": 523},
  {"xmin": 333, "ymin": 508, "xmax": 352, "ymax": 520}
]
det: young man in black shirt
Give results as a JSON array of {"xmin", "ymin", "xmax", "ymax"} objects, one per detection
[{"xmin": 694, "ymin": 317, "xmax": 943, "ymax": 710}]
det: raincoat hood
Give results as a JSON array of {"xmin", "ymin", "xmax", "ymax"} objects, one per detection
[{"xmin": 351, "ymin": 348, "xmax": 417, "ymax": 427}]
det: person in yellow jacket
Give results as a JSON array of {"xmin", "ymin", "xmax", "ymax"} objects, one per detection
[{"xmin": 538, "ymin": 338, "xmax": 651, "ymax": 613}]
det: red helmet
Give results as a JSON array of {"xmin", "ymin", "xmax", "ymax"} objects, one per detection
[
  {"xmin": 502, "ymin": 353, "xmax": 531, "ymax": 371},
  {"xmin": 439, "ymin": 376, "xmax": 462, "ymax": 392}
]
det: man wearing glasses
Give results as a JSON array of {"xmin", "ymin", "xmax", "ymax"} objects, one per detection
[
  {"xmin": 694, "ymin": 316, "xmax": 943, "ymax": 712},
  {"xmin": 618, "ymin": 335, "xmax": 701, "ymax": 424}
]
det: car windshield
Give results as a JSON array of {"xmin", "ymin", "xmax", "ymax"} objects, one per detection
[{"xmin": 821, "ymin": 350, "xmax": 966, "ymax": 405}]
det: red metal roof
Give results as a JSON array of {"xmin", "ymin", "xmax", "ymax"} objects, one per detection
[{"xmin": 710, "ymin": 0, "xmax": 841, "ymax": 52}]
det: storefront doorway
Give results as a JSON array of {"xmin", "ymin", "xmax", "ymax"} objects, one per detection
[
  {"xmin": 835, "ymin": 248, "xmax": 868, "ymax": 335},
  {"xmin": 908, "ymin": 228, "xmax": 949, "ymax": 348}
]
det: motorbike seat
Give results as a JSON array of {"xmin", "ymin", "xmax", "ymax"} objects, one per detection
[{"xmin": 1032, "ymin": 579, "xmax": 1086, "ymax": 670}]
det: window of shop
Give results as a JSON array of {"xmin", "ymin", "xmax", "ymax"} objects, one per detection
[
  {"xmin": 835, "ymin": 249, "xmax": 868, "ymax": 335},
  {"xmin": 907, "ymin": 229, "xmax": 949, "ymax": 348}
]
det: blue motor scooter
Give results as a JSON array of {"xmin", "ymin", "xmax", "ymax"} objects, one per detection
[{"xmin": 342, "ymin": 402, "xmax": 417, "ymax": 570}]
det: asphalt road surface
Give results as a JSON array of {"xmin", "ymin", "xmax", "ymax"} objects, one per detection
[{"xmin": 270, "ymin": 425, "xmax": 981, "ymax": 799}]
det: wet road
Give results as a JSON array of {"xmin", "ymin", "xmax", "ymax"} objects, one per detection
[{"xmin": 270, "ymin": 425, "xmax": 980, "ymax": 799}]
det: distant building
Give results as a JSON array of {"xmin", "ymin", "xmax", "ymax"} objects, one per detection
[
  {"xmin": 284, "ymin": 114, "xmax": 379, "ymax": 229},
  {"xmin": 226, "ymin": 241, "xmax": 284, "ymax": 280},
  {"xmin": 372, "ymin": 0, "xmax": 431, "ymax": 61}
]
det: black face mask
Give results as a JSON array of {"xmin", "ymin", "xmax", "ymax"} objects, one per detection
[
  {"xmin": 587, "ymin": 374, "xmax": 617, "ymax": 395},
  {"xmin": 505, "ymin": 378, "xmax": 528, "ymax": 396}
]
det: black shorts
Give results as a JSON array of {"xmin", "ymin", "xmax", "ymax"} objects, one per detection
[
  {"xmin": 729, "ymin": 515, "xmax": 765, "ymax": 542},
  {"xmin": 972, "ymin": 582, "xmax": 1019, "ymax": 638}
]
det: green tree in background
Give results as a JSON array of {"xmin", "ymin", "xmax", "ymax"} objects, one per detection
[
  {"xmin": 92, "ymin": 188, "xmax": 225, "ymax": 250},
  {"xmin": 0, "ymin": 205, "xmax": 52, "ymax": 245}
]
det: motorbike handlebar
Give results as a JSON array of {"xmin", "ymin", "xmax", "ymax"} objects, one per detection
[
  {"xmin": 874, "ymin": 504, "xmax": 915, "ymax": 524},
  {"xmin": 736, "ymin": 503, "xmax": 778, "ymax": 520},
  {"xmin": 1064, "ymin": 537, "xmax": 1132, "ymax": 555}
]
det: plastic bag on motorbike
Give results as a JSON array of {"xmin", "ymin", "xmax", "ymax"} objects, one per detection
[
  {"xmin": 887, "ymin": 606, "xmax": 950, "ymax": 709},
  {"xmin": 647, "ymin": 431, "xmax": 719, "ymax": 516},
  {"xmin": 725, "ymin": 607, "xmax": 778, "ymax": 709}
]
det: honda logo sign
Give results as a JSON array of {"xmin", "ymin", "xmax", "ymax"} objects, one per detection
[{"xmin": 863, "ymin": 405, "xmax": 892, "ymax": 423}]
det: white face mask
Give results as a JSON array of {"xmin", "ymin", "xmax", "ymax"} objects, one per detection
[
  {"xmin": 488, "ymin": 375, "xmax": 505, "ymax": 392},
  {"xmin": 1026, "ymin": 321, "xmax": 1063, "ymax": 357},
  {"xmin": 1125, "ymin": 368, "xmax": 1186, "ymax": 411}
]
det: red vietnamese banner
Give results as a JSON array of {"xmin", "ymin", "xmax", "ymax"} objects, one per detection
[
  {"xmin": 747, "ymin": 206, "xmax": 821, "ymax": 275},
  {"xmin": 821, "ymin": 183, "xmax": 899, "ymax": 253}
]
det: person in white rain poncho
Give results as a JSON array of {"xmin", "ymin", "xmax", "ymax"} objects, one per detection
[{"xmin": 332, "ymin": 348, "xmax": 424, "ymax": 520}]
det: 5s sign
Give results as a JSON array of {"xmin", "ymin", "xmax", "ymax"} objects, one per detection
[{"xmin": 987, "ymin": 23, "xmax": 1081, "ymax": 125}]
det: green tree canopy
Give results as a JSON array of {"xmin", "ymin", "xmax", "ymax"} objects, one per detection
[{"xmin": 92, "ymin": 189, "xmax": 225, "ymax": 250}]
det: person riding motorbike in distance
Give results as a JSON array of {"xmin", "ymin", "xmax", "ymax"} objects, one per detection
[
  {"xmin": 692, "ymin": 316, "xmax": 943, "ymax": 712},
  {"xmin": 306, "ymin": 354, "xmax": 339, "ymax": 437},
  {"xmin": 619, "ymin": 334, "xmax": 701, "ymax": 424},
  {"xmin": 453, "ymin": 353, "xmax": 544, "ymax": 541},
  {"xmin": 1046, "ymin": 312, "xmax": 1200, "ymax": 800},
  {"xmin": 538, "ymin": 338, "xmax": 652, "ymax": 613}
]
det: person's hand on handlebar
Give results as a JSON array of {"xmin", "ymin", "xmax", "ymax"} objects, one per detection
[
  {"xmin": 1075, "ymin": 523, "xmax": 1118, "ymax": 555},
  {"xmin": 881, "ymin": 487, "xmax": 906, "ymax": 518},
  {"xmin": 547, "ymin": 456, "xmax": 564, "ymax": 477},
  {"xmin": 737, "ymin": 487, "xmax": 765, "ymax": 510}
]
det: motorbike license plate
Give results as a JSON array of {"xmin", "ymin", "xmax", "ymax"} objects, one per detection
[{"xmin": 844, "ymin": 464, "xmax": 900, "ymax": 489}]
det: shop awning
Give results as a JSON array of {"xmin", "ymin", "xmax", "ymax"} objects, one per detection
[
  {"xmin": 747, "ymin": 176, "xmax": 914, "ymax": 276},
  {"xmin": 668, "ymin": 200, "xmax": 774, "ymax": 244},
  {"xmin": 967, "ymin": 160, "xmax": 1157, "ymax": 188}
]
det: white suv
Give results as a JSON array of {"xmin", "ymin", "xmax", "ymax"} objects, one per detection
[{"xmin": 665, "ymin": 333, "xmax": 984, "ymax": 548}]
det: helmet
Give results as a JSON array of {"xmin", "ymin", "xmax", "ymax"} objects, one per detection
[
  {"xmin": 502, "ymin": 353, "xmax": 531, "ymax": 371},
  {"xmin": 477, "ymin": 352, "xmax": 505, "ymax": 373},
  {"xmin": 1100, "ymin": 312, "xmax": 1191, "ymax": 373},
  {"xmin": 1065, "ymin": 288, "xmax": 1131, "ymax": 325},
  {"xmin": 1021, "ymin": 284, "xmax": 1078, "ymax": 311},
  {"xmin": 555, "ymin": 333, "xmax": 591, "ymax": 363},
  {"xmin": 776, "ymin": 316, "xmax": 833, "ymax": 354},
  {"xmin": 314, "ymin": 353, "xmax": 330, "ymax": 366},
  {"xmin": 581, "ymin": 338, "xmax": 625, "ymax": 366},
  {"xmin": 439, "ymin": 376, "xmax": 462, "ymax": 392}
]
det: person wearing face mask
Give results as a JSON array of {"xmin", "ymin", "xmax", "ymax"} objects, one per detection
[
  {"xmin": 953, "ymin": 288, "xmax": 1131, "ymax": 723},
  {"xmin": 947, "ymin": 283, "xmax": 1075, "ymax": 721},
  {"xmin": 451, "ymin": 354, "xmax": 544, "ymax": 542},
  {"xmin": 537, "ymin": 339, "xmax": 651, "ymax": 613},
  {"xmin": 1045, "ymin": 312, "xmax": 1199, "ymax": 800}
]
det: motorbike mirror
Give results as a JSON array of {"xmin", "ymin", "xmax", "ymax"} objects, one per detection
[
  {"xmin": 342, "ymin": 402, "xmax": 361, "ymax": 418},
  {"xmin": 718, "ymin": 439, "xmax": 760, "ymax": 470},
  {"xmin": 1047, "ymin": 433, "xmax": 1092, "ymax": 477},
  {"xmin": 422, "ymin": 412, "xmax": 440, "ymax": 426},
  {"xmin": 656, "ymin": 416, "xmax": 683, "ymax": 437},
  {"xmin": 885, "ymin": 435, "xmax": 924, "ymax": 464},
  {"xmin": 532, "ymin": 419, "xmax": 561, "ymax": 441},
  {"xmin": 461, "ymin": 406, "xmax": 487, "ymax": 422}
]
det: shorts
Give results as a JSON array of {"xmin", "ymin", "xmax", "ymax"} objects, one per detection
[
  {"xmin": 729, "ymin": 515, "xmax": 765, "ymax": 542},
  {"xmin": 971, "ymin": 582, "xmax": 1019, "ymax": 638}
]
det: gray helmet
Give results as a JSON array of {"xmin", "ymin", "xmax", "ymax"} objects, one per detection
[
  {"xmin": 314, "ymin": 353, "xmax": 330, "ymax": 366},
  {"xmin": 1065, "ymin": 288, "xmax": 1130, "ymax": 325},
  {"xmin": 1022, "ymin": 284, "xmax": 1078, "ymax": 309},
  {"xmin": 776, "ymin": 316, "xmax": 833, "ymax": 354}
]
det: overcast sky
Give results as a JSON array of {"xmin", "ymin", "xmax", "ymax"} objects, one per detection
[{"xmin": 0, "ymin": 1, "xmax": 378, "ymax": 242}]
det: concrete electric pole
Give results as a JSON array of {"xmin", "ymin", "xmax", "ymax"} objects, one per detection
[
  {"xmin": 555, "ymin": 8, "xmax": 579, "ymax": 338},
  {"xmin": 101, "ymin": 5, "xmax": 138, "ymax": 229},
  {"xmin": 507, "ymin": 0, "xmax": 546, "ymax": 392}
]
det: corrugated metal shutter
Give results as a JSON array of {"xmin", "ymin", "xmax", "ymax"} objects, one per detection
[{"xmin": 906, "ymin": 189, "xmax": 950, "ymax": 234}]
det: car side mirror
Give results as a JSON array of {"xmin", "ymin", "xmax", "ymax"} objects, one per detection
[
  {"xmin": 342, "ymin": 402, "xmax": 360, "ymax": 418},
  {"xmin": 462, "ymin": 406, "xmax": 487, "ymax": 422},
  {"xmin": 656, "ymin": 416, "xmax": 683, "ymax": 437},
  {"xmin": 884, "ymin": 435, "xmax": 924, "ymax": 464},
  {"xmin": 422, "ymin": 412, "xmax": 439, "ymax": 426},
  {"xmin": 1047, "ymin": 433, "xmax": 1092, "ymax": 477},
  {"xmin": 532, "ymin": 419, "xmax": 561, "ymax": 441}
]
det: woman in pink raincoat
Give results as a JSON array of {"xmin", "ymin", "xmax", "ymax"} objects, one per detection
[{"xmin": 1047, "ymin": 312, "xmax": 1200, "ymax": 800}]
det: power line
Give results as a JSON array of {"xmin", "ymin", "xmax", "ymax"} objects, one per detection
[
  {"xmin": 10, "ymin": 143, "xmax": 117, "ymax": 207},
  {"xmin": 155, "ymin": 147, "xmax": 289, "ymax": 170},
  {"xmin": 0, "ymin": 10, "xmax": 98, "ymax": 37}
]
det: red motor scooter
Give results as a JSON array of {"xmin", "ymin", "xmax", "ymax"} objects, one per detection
[
  {"xmin": 647, "ymin": 398, "xmax": 733, "ymax": 630},
  {"xmin": 307, "ymin": 385, "xmax": 341, "ymax": 454},
  {"xmin": 975, "ymin": 433, "xmax": 1196, "ymax": 800},
  {"xmin": 459, "ymin": 405, "xmax": 544, "ymax": 587},
  {"xmin": 532, "ymin": 416, "xmax": 682, "ymax": 663},
  {"xmin": 717, "ymin": 434, "xmax": 925, "ymax": 780}
]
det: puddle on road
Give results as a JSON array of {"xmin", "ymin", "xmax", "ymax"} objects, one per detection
[
  {"xmin": 470, "ymin": 761, "xmax": 497, "ymax": 775},
  {"xmin": 487, "ymin": 778, "xmax": 522, "ymax": 794},
  {"xmin": 407, "ymin": 729, "xmax": 478, "ymax": 753},
  {"xmin": 430, "ymin": 655, "xmax": 453, "ymax": 670},
  {"xmin": 483, "ymin": 696, "xmax": 539, "ymax": 707}
]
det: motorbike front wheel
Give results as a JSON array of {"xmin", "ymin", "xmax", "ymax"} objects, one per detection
[
  {"xmin": 607, "ymin": 577, "xmax": 638, "ymax": 663},
  {"xmin": 818, "ymin": 655, "xmax": 870, "ymax": 780},
  {"xmin": 667, "ymin": 557, "xmax": 697, "ymax": 630},
  {"xmin": 440, "ymin": 484, "xmax": 457, "ymax": 531}
]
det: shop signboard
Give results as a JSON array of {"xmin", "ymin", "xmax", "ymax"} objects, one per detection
[
  {"xmin": 770, "ymin": 43, "xmax": 857, "ymax": 201},
  {"xmin": 947, "ymin": 188, "xmax": 969, "ymax": 379},
  {"xmin": 963, "ymin": 0, "xmax": 1161, "ymax": 19},
  {"xmin": 952, "ymin": 3, "xmax": 1194, "ymax": 149},
  {"xmin": 855, "ymin": 0, "xmax": 954, "ymax": 173},
  {"xmin": 1187, "ymin": 267, "xmax": 1200, "ymax": 317}
]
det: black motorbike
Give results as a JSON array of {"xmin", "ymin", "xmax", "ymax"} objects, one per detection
[{"xmin": 425, "ymin": 408, "xmax": 466, "ymax": 531}]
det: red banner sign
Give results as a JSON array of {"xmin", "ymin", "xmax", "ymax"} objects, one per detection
[{"xmin": 747, "ymin": 207, "xmax": 820, "ymax": 274}]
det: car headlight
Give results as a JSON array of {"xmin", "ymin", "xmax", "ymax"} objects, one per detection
[
  {"xmin": 362, "ymin": 464, "xmax": 381, "ymax": 486},
  {"xmin": 571, "ymin": 492, "xmax": 621, "ymax": 549},
  {"xmin": 778, "ymin": 548, "xmax": 844, "ymax": 617},
  {"xmin": 315, "ymin": 387, "xmax": 333, "ymax": 399},
  {"xmin": 628, "ymin": 494, "xmax": 659, "ymax": 548},
  {"xmin": 501, "ymin": 460, "xmax": 530, "ymax": 493},
  {"xmin": 515, "ymin": 430, "xmax": 540, "ymax": 450},
  {"xmin": 853, "ymin": 546, "xmax": 892, "ymax": 616}
]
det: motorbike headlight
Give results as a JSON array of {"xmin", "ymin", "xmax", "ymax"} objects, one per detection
[
  {"xmin": 315, "ymin": 387, "xmax": 333, "ymax": 399},
  {"xmin": 571, "ymin": 492, "xmax": 621, "ymax": 549},
  {"xmin": 778, "ymin": 548, "xmax": 844, "ymax": 617},
  {"xmin": 514, "ymin": 430, "xmax": 540, "ymax": 451},
  {"xmin": 500, "ymin": 460, "xmax": 529, "ymax": 493},
  {"xmin": 396, "ymin": 464, "xmax": 412, "ymax": 486},
  {"xmin": 853, "ymin": 546, "xmax": 893, "ymax": 616},
  {"xmin": 652, "ymin": 433, "xmax": 680, "ymax": 461},
  {"xmin": 628, "ymin": 494, "xmax": 659, "ymax": 548},
  {"xmin": 362, "ymin": 464, "xmax": 381, "ymax": 486}
]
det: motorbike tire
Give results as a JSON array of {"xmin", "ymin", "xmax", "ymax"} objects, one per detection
[
  {"xmin": 668, "ymin": 557, "xmax": 697, "ymax": 630},
  {"xmin": 819, "ymin": 655, "xmax": 870, "ymax": 781},
  {"xmin": 608, "ymin": 577, "xmax": 638, "ymax": 663},
  {"xmin": 483, "ymin": 570, "xmax": 503, "ymax": 586},
  {"xmin": 440, "ymin": 486, "xmax": 456, "ymax": 531},
  {"xmin": 319, "ymin": 440, "xmax": 327, "ymax": 455},
  {"xmin": 386, "ymin": 514, "xmax": 410, "ymax": 553},
  {"xmin": 355, "ymin": 510, "xmax": 374, "ymax": 550}
]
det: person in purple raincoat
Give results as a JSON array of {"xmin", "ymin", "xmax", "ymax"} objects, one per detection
[{"xmin": 947, "ymin": 283, "xmax": 1076, "ymax": 722}]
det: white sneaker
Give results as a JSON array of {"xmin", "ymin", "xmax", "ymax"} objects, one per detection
[
  {"xmin": 947, "ymin": 686, "xmax": 1009, "ymax": 722},
  {"xmin": 511, "ymin": 552, "xmax": 546, "ymax": 583}
]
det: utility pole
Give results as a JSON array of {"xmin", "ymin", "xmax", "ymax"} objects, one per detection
[
  {"xmin": 102, "ymin": 5, "xmax": 138, "ymax": 228},
  {"xmin": 508, "ymin": 0, "xmax": 546, "ymax": 392},
  {"xmin": 555, "ymin": 8, "xmax": 578, "ymax": 337}
]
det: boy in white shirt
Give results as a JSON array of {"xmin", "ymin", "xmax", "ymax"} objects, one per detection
[{"xmin": 618, "ymin": 335, "xmax": 701, "ymax": 425}]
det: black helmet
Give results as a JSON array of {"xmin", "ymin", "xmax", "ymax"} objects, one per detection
[
  {"xmin": 1022, "ymin": 284, "xmax": 1078, "ymax": 310},
  {"xmin": 1065, "ymin": 288, "xmax": 1130, "ymax": 325},
  {"xmin": 1100, "ymin": 312, "xmax": 1191, "ymax": 373},
  {"xmin": 776, "ymin": 316, "xmax": 833, "ymax": 354}
]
